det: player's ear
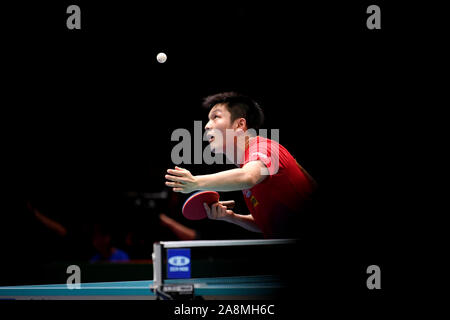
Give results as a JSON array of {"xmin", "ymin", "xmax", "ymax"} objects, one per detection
[{"xmin": 234, "ymin": 118, "xmax": 247, "ymax": 131}]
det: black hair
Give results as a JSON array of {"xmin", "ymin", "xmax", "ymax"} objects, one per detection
[{"xmin": 202, "ymin": 92, "xmax": 264, "ymax": 130}]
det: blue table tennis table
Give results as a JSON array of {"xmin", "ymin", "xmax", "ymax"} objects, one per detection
[
  {"xmin": 0, "ymin": 275, "xmax": 283, "ymax": 300},
  {"xmin": 0, "ymin": 239, "xmax": 295, "ymax": 300}
]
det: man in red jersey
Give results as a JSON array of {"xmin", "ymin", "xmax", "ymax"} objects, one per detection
[{"xmin": 165, "ymin": 92, "xmax": 317, "ymax": 238}]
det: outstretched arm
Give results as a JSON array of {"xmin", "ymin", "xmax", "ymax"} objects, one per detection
[{"xmin": 165, "ymin": 161, "xmax": 268, "ymax": 193}]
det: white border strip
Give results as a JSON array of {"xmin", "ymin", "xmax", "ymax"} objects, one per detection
[
  {"xmin": 159, "ymin": 239, "xmax": 297, "ymax": 248},
  {"xmin": 0, "ymin": 286, "xmax": 148, "ymax": 290}
]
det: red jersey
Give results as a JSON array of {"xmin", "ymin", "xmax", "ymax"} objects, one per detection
[{"xmin": 239, "ymin": 136, "xmax": 316, "ymax": 238}]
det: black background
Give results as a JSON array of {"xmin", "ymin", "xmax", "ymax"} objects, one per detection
[{"xmin": 0, "ymin": 0, "xmax": 441, "ymax": 314}]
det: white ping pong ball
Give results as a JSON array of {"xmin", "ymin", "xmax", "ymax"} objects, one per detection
[{"xmin": 156, "ymin": 52, "xmax": 167, "ymax": 63}]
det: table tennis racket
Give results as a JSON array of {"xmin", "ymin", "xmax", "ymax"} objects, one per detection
[{"xmin": 182, "ymin": 191, "xmax": 219, "ymax": 220}]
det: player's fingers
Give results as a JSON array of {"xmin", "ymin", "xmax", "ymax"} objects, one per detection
[
  {"xmin": 211, "ymin": 202, "xmax": 221, "ymax": 209},
  {"xmin": 175, "ymin": 166, "xmax": 191, "ymax": 175},
  {"xmin": 212, "ymin": 204, "xmax": 226, "ymax": 218},
  {"xmin": 165, "ymin": 174, "xmax": 185, "ymax": 183},
  {"xmin": 219, "ymin": 205, "xmax": 227, "ymax": 216},
  {"xmin": 211, "ymin": 203, "xmax": 221, "ymax": 219},
  {"xmin": 165, "ymin": 181, "xmax": 183, "ymax": 187},
  {"xmin": 173, "ymin": 187, "xmax": 183, "ymax": 192},
  {"xmin": 167, "ymin": 169, "xmax": 185, "ymax": 177},
  {"xmin": 203, "ymin": 203, "xmax": 212, "ymax": 219},
  {"xmin": 209, "ymin": 204, "xmax": 218, "ymax": 219},
  {"xmin": 219, "ymin": 200, "xmax": 235, "ymax": 209}
]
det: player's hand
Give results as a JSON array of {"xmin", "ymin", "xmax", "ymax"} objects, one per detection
[
  {"xmin": 165, "ymin": 166, "xmax": 198, "ymax": 193},
  {"xmin": 204, "ymin": 202, "xmax": 235, "ymax": 221}
]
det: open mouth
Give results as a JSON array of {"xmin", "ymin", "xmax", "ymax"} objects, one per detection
[{"xmin": 206, "ymin": 132, "xmax": 215, "ymax": 143}]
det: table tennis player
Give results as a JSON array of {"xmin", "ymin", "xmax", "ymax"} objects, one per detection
[{"xmin": 165, "ymin": 92, "xmax": 317, "ymax": 238}]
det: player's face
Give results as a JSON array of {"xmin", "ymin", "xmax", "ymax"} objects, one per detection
[{"xmin": 205, "ymin": 104, "xmax": 234, "ymax": 153}]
